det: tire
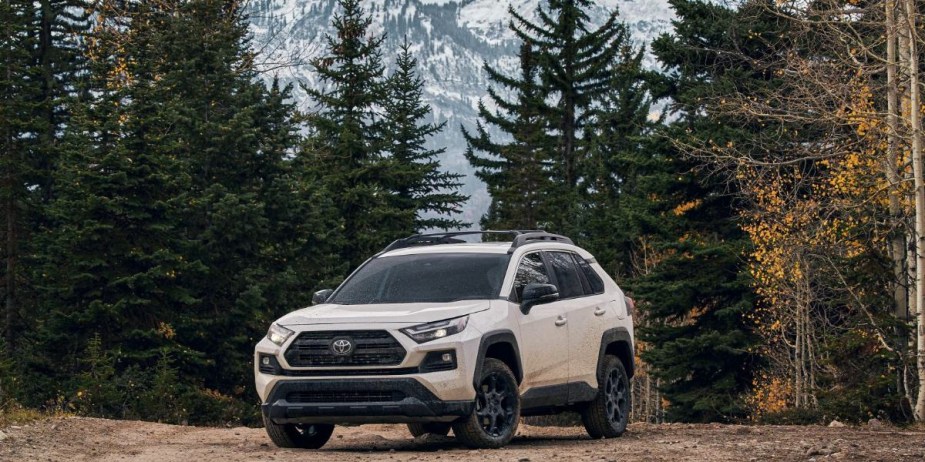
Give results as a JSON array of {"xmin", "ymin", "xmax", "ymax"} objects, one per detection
[
  {"xmin": 263, "ymin": 414, "xmax": 334, "ymax": 449},
  {"xmin": 407, "ymin": 422, "xmax": 452, "ymax": 437},
  {"xmin": 581, "ymin": 355, "xmax": 630, "ymax": 439},
  {"xmin": 452, "ymin": 358, "xmax": 521, "ymax": 449}
]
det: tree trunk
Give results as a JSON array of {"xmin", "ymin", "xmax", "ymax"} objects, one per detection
[
  {"xmin": 2, "ymin": 14, "xmax": 15, "ymax": 346},
  {"xmin": 885, "ymin": 0, "xmax": 909, "ymax": 321},
  {"xmin": 795, "ymin": 301, "xmax": 804, "ymax": 407},
  {"xmin": 655, "ymin": 377, "xmax": 661, "ymax": 423},
  {"xmin": 900, "ymin": 0, "xmax": 925, "ymax": 421}
]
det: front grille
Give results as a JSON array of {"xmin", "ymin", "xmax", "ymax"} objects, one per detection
[
  {"xmin": 284, "ymin": 330, "xmax": 406, "ymax": 367},
  {"xmin": 278, "ymin": 367, "xmax": 419, "ymax": 377},
  {"xmin": 285, "ymin": 390, "xmax": 406, "ymax": 403}
]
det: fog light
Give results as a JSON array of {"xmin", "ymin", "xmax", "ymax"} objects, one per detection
[
  {"xmin": 420, "ymin": 350, "xmax": 457, "ymax": 373},
  {"xmin": 258, "ymin": 354, "xmax": 281, "ymax": 375}
]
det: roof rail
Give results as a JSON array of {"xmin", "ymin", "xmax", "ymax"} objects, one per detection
[
  {"xmin": 378, "ymin": 230, "xmax": 573, "ymax": 255},
  {"xmin": 508, "ymin": 231, "xmax": 573, "ymax": 253}
]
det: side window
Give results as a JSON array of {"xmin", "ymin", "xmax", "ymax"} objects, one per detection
[
  {"xmin": 512, "ymin": 252, "xmax": 550, "ymax": 301},
  {"xmin": 548, "ymin": 251, "xmax": 584, "ymax": 299},
  {"xmin": 574, "ymin": 256, "xmax": 605, "ymax": 294}
]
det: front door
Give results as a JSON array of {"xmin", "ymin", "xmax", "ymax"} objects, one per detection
[{"xmin": 512, "ymin": 252, "xmax": 571, "ymax": 390}]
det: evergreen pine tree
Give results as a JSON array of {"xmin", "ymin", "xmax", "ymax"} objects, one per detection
[
  {"xmin": 303, "ymin": 0, "xmax": 401, "ymax": 269},
  {"xmin": 33, "ymin": 0, "xmax": 333, "ymax": 416},
  {"xmin": 466, "ymin": 1, "xmax": 628, "ymax": 233},
  {"xmin": 382, "ymin": 39, "xmax": 467, "ymax": 231},
  {"xmin": 33, "ymin": 0, "xmax": 204, "ymax": 398},
  {"xmin": 29, "ymin": 0, "xmax": 89, "ymax": 204},
  {"xmin": 464, "ymin": 43, "xmax": 556, "ymax": 230},
  {"xmin": 579, "ymin": 33, "xmax": 668, "ymax": 280},
  {"xmin": 636, "ymin": 0, "xmax": 762, "ymax": 422},
  {"xmin": 154, "ymin": 0, "xmax": 311, "ymax": 399},
  {"xmin": 0, "ymin": 0, "xmax": 39, "ymax": 347},
  {"xmin": 510, "ymin": 0, "xmax": 627, "ymax": 233},
  {"xmin": 1, "ymin": 0, "xmax": 88, "ymax": 352}
]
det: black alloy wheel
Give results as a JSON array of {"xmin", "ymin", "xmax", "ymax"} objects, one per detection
[
  {"xmin": 581, "ymin": 355, "xmax": 630, "ymax": 438},
  {"xmin": 452, "ymin": 358, "xmax": 521, "ymax": 448},
  {"xmin": 476, "ymin": 372, "xmax": 517, "ymax": 437},
  {"xmin": 263, "ymin": 414, "xmax": 335, "ymax": 449},
  {"xmin": 603, "ymin": 367, "xmax": 628, "ymax": 427}
]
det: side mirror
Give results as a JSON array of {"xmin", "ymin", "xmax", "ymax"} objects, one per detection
[
  {"xmin": 312, "ymin": 289, "xmax": 334, "ymax": 305},
  {"xmin": 520, "ymin": 283, "xmax": 559, "ymax": 314}
]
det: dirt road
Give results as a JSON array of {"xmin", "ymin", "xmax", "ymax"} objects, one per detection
[{"xmin": 2, "ymin": 417, "xmax": 924, "ymax": 461}]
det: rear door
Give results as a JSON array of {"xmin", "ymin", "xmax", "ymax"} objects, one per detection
[{"xmin": 546, "ymin": 252, "xmax": 611, "ymax": 395}]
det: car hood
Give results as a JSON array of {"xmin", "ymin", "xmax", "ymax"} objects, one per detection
[{"xmin": 276, "ymin": 300, "xmax": 492, "ymax": 326}]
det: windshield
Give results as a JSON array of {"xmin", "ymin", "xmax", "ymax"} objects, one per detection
[{"xmin": 330, "ymin": 253, "xmax": 511, "ymax": 305}]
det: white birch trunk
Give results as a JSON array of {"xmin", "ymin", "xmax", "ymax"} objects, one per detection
[
  {"xmin": 900, "ymin": 0, "xmax": 925, "ymax": 421},
  {"xmin": 885, "ymin": 0, "xmax": 909, "ymax": 320}
]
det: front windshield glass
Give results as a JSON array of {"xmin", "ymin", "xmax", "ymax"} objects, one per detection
[{"xmin": 330, "ymin": 253, "xmax": 511, "ymax": 305}]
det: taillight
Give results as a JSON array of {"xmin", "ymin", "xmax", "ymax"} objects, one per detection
[{"xmin": 624, "ymin": 296, "xmax": 635, "ymax": 317}]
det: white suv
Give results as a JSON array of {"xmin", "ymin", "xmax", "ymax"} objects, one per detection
[{"xmin": 254, "ymin": 231, "xmax": 635, "ymax": 449}]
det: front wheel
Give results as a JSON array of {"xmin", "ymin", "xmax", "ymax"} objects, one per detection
[
  {"xmin": 452, "ymin": 358, "xmax": 521, "ymax": 449},
  {"xmin": 263, "ymin": 415, "xmax": 334, "ymax": 449},
  {"xmin": 581, "ymin": 355, "xmax": 630, "ymax": 438}
]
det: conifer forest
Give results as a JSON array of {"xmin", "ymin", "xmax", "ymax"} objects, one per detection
[{"xmin": 3, "ymin": 0, "xmax": 925, "ymax": 427}]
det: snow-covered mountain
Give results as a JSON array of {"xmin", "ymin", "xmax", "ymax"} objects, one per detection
[{"xmin": 247, "ymin": 0, "xmax": 673, "ymax": 226}]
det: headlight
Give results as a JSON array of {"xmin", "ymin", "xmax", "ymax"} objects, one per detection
[
  {"xmin": 267, "ymin": 323, "xmax": 294, "ymax": 346},
  {"xmin": 400, "ymin": 316, "xmax": 469, "ymax": 343}
]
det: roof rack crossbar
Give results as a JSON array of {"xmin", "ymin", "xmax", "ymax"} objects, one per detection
[{"xmin": 378, "ymin": 230, "xmax": 572, "ymax": 255}]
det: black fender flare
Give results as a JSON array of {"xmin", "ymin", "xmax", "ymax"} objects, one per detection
[
  {"xmin": 472, "ymin": 329, "xmax": 523, "ymax": 389},
  {"xmin": 597, "ymin": 327, "xmax": 635, "ymax": 379}
]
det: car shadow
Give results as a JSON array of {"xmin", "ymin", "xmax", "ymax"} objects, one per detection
[{"xmin": 325, "ymin": 433, "xmax": 593, "ymax": 453}]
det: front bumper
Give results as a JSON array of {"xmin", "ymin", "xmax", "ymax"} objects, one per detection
[
  {"xmin": 262, "ymin": 378, "xmax": 473, "ymax": 424},
  {"xmin": 254, "ymin": 322, "xmax": 484, "ymax": 405}
]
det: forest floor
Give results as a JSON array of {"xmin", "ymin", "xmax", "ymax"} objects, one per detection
[{"xmin": 2, "ymin": 416, "xmax": 925, "ymax": 461}]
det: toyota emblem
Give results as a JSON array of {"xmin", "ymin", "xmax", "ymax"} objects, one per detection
[{"xmin": 331, "ymin": 338, "xmax": 354, "ymax": 356}]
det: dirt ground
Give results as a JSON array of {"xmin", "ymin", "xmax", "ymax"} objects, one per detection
[{"xmin": 2, "ymin": 417, "xmax": 925, "ymax": 462}]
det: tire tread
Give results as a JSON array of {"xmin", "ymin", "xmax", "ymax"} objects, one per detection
[
  {"xmin": 263, "ymin": 415, "xmax": 334, "ymax": 449},
  {"xmin": 581, "ymin": 355, "xmax": 629, "ymax": 439},
  {"xmin": 452, "ymin": 358, "xmax": 520, "ymax": 449}
]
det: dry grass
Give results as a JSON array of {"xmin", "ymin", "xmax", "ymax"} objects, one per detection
[{"xmin": 0, "ymin": 403, "xmax": 67, "ymax": 428}]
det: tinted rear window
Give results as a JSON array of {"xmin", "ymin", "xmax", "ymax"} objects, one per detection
[
  {"xmin": 548, "ymin": 251, "xmax": 584, "ymax": 299},
  {"xmin": 575, "ymin": 255, "xmax": 605, "ymax": 294},
  {"xmin": 330, "ymin": 253, "xmax": 511, "ymax": 304}
]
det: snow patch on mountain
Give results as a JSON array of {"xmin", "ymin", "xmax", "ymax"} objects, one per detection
[{"xmin": 247, "ymin": 0, "xmax": 674, "ymax": 226}]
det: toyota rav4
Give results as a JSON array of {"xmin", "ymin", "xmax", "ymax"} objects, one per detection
[{"xmin": 254, "ymin": 231, "xmax": 635, "ymax": 449}]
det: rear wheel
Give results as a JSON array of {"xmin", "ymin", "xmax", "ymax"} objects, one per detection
[
  {"xmin": 581, "ymin": 355, "xmax": 629, "ymax": 438},
  {"xmin": 407, "ymin": 422, "xmax": 451, "ymax": 437},
  {"xmin": 263, "ymin": 415, "xmax": 334, "ymax": 449},
  {"xmin": 452, "ymin": 358, "xmax": 520, "ymax": 449}
]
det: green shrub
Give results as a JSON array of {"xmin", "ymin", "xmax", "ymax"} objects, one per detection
[
  {"xmin": 181, "ymin": 387, "xmax": 260, "ymax": 427},
  {"xmin": 72, "ymin": 334, "xmax": 125, "ymax": 417},
  {"xmin": 136, "ymin": 350, "xmax": 188, "ymax": 424},
  {"xmin": 0, "ymin": 337, "xmax": 18, "ymax": 409}
]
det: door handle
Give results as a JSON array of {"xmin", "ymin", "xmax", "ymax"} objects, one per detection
[
  {"xmin": 555, "ymin": 316, "xmax": 568, "ymax": 326},
  {"xmin": 594, "ymin": 307, "xmax": 607, "ymax": 316}
]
